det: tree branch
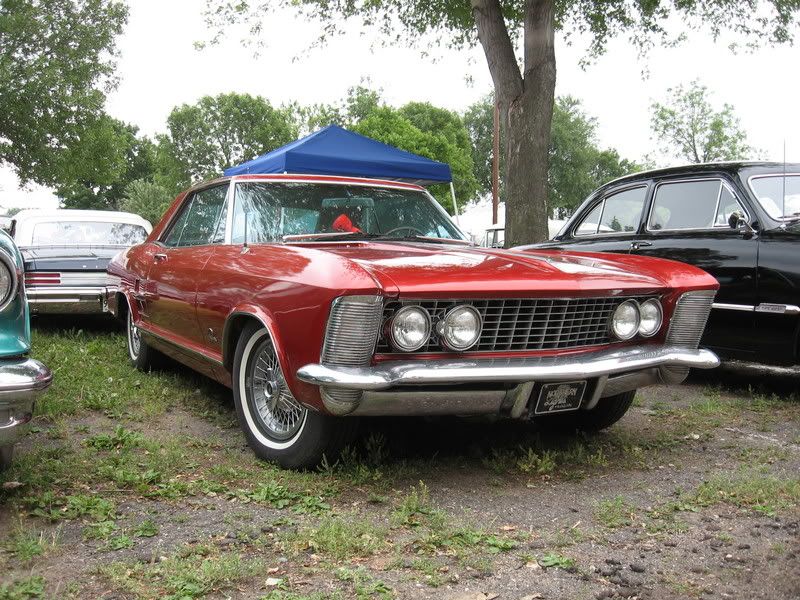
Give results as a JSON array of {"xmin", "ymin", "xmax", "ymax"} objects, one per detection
[
  {"xmin": 471, "ymin": 0, "xmax": 523, "ymax": 101},
  {"xmin": 523, "ymin": 0, "xmax": 555, "ymax": 77}
]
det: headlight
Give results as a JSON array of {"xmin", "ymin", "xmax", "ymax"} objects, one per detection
[
  {"xmin": 610, "ymin": 300, "xmax": 640, "ymax": 340},
  {"xmin": 638, "ymin": 299, "xmax": 663, "ymax": 337},
  {"xmin": 438, "ymin": 305, "xmax": 482, "ymax": 351},
  {"xmin": 0, "ymin": 251, "xmax": 16, "ymax": 310},
  {"xmin": 389, "ymin": 306, "xmax": 431, "ymax": 352}
]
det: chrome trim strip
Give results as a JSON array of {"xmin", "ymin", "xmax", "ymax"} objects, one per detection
[
  {"xmin": 138, "ymin": 326, "xmax": 224, "ymax": 366},
  {"xmin": 712, "ymin": 302, "xmax": 755, "ymax": 312},
  {"xmin": 0, "ymin": 357, "xmax": 53, "ymax": 396},
  {"xmin": 711, "ymin": 302, "xmax": 800, "ymax": 315},
  {"xmin": 297, "ymin": 345, "xmax": 720, "ymax": 392},
  {"xmin": 755, "ymin": 303, "xmax": 800, "ymax": 315}
]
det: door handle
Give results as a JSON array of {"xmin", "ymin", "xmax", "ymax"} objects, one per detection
[
  {"xmin": 630, "ymin": 241, "xmax": 653, "ymax": 251},
  {"xmin": 153, "ymin": 253, "xmax": 167, "ymax": 263}
]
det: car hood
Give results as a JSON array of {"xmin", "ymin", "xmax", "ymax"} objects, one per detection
[
  {"xmin": 310, "ymin": 242, "xmax": 672, "ymax": 296},
  {"xmin": 20, "ymin": 245, "xmax": 121, "ymax": 272}
]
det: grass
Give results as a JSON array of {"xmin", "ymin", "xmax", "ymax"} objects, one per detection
[
  {"xmin": 284, "ymin": 514, "xmax": 388, "ymax": 560},
  {"xmin": 100, "ymin": 544, "xmax": 265, "ymax": 599},
  {"xmin": 692, "ymin": 469, "xmax": 800, "ymax": 517},
  {"xmin": 595, "ymin": 496, "xmax": 635, "ymax": 529},
  {"xmin": 0, "ymin": 576, "xmax": 46, "ymax": 600}
]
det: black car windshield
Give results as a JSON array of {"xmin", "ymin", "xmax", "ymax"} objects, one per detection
[
  {"xmin": 230, "ymin": 182, "xmax": 465, "ymax": 243},
  {"xmin": 31, "ymin": 221, "xmax": 148, "ymax": 246},
  {"xmin": 748, "ymin": 175, "xmax": 800, "ymax": 220}
]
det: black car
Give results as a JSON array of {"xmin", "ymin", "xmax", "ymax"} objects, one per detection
[{"xmin": 518, "ymin": 162, "xmax": 800, "ymax": 366}]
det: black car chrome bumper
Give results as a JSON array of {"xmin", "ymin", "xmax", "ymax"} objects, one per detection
[
  {"xmin": 27, "ymin": 286, "xmax": 116, "ymax": 315},
  {"xmin": 297, "ymin": 345, "xmax": 720, "ymax": 416},
  {"xmin": 0, "ymin": 357, "xmax": 53, "ymax": 447}
]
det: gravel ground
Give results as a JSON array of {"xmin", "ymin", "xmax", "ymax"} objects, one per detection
[{"xmin": 1, "ymin": 342, "xmax": 798, "ymax": 600}]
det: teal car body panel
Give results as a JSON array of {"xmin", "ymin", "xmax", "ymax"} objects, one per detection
[{"xmin": 0, "ymin": 229, "xmax": 52, "ymax": 469}]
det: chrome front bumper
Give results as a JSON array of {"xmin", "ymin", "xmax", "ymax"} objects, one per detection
[
  {"xmin": 0, "ymin": 357, "xmax": 53, "ymax": 447},
  {"xmin": 27, "ymin": 286, "xmax": 115, "ymax": 315},
  {"xmin": 297, "ymin": 345, "xmax": 720, "ymax": 416}
]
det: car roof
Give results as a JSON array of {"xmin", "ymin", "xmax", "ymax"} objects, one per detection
[
  {"xmin": 604, "ymin": 161, "xmax": 800, "ymax": 188},
  {"xmin": 189, "ymin": 173, "xmax": 427, "ymax": 193},
  {"xmin": 13, "ymin": 208, "xmax": 151, "ymax": 225}
]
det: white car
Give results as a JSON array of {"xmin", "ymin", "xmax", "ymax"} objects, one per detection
[{"xmin": 11, "ymin": 209, "xmax": 152, "ymax": 315}]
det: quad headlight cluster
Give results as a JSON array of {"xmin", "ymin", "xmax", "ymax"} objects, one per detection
[
  {"xmin": 609, "ymin": 298, "xmax": 663, "ymax": 340},
  {"xmin": 389, "ymin": 304, "xmax": 482, "ymax": 352}
]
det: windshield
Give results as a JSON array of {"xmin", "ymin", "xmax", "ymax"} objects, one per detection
[
  {"xmin": 748, "ymin": 175, "xmax": 800, "ymax": 220},
  {"xmin": 230, "ymin": 182, "xmax": 464, "ymax": 243},
  {"xmin": 31, "ymin": 221, "xmax": 148, "ymax": 246}
]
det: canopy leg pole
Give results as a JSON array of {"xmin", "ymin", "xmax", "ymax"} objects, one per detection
[{"xmin": 450, "ymin": 182, "xmax": 460, "ymax": 225}]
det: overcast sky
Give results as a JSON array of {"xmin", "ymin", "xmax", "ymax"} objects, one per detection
[{"xmin": 2, "ymin": 0, "xmax": 799, "ymax": 211}]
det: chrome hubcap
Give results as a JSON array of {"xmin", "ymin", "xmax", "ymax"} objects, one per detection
[{"xmin": 249, "ymin": 338, "xmax": 305, "ymax": 440}]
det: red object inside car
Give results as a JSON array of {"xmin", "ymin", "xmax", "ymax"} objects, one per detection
[{"xmin": 332, "ymin": 213, "xmax": 361, "ymax": 233}]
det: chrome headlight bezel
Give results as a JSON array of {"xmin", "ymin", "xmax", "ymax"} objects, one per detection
[
  {"xmin": 389, "ymin": 305, "xmax": 432, "ymax": 352},
  {"xmin": 610, "ymin": 299, "xmax": 641, "ymax": 341},
  {"xmin": 638, "ymin": 298, "xmax": 663, "ymax": 337},
  {"xmin": 0, "ymin": 249, "xmax": 19, "ymax": 313},
  {"xmin": 437, "ymin": 305, "xmax": 483, "ymax": 351}
]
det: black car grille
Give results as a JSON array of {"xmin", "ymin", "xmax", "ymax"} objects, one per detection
[{"xmin": 376, "ymin": 296, "xmax": 656, "ymax": 354}]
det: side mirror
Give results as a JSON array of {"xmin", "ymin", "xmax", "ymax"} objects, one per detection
[{"xmin": 728, "ymin": 211, "xmax": 755, "ymax": 235}]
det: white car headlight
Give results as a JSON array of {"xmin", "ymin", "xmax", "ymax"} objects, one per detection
[
  {"xmin": 610, "ymin": 300, "xmax": 640, "ymax": 340},
  {"xmin": 438, "ymin": 305, "xmax": 482, "ymax": 351},
  {"xmin": 0, "ymin": 252, "xmax": 16, "ymax": 310},
  {"xmin": 638, "ymin": 299, "xmax": 663, "ymax": 337},
  {"xmin": 389, "ymin": 306, "xmax": 431, "ymax": 352}
]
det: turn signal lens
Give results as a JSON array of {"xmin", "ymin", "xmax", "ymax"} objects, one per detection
[
  {"xmin": 610, "ymin": 300, "xmax": 640, "ymax": 341},
  {"xmin": 638, "ymin": 299, "xmax": 663, "ymax": 337},
  {"xmin": 438, "ymin": 305, "xmax": 482, "ymax": 351},
  {"xmin": 389, "ymin": 306, "xmax": 431, "ymax": 352}
]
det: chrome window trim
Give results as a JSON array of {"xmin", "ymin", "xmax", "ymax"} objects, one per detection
[
  {"xmin": 571, "ymin": 184, "xmax": 648, "ymax": 239},
  {"xmin": 746, "ymin": 172, "xmax": 800, "ymax": 221},
  {"xmin": 646, "ymin": 177, "xmax": 750, "ymax": 233}
]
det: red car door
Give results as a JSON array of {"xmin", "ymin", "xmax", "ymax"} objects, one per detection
[{"xmin": 144, "ymin": 183, "xmax": 230, "ymax": 353}]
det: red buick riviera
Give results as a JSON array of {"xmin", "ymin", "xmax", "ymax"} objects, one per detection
[{"xmin": 107, "ymin": 174, "xmax": 720, "ymax": 468}]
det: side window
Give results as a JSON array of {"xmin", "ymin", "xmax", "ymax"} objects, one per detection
[
  {"xmin": 714, "ymin": 185, "xmax": 745, "ymax": 226},
  {"xmin": 574, "ymin": 187, "xmax": 647, "ymax": 237},
  {"xmin": 649, "ymin": 180, "xmax": 724, "ymax": 231},
  {"xmin": 163, "ymin": 185, "xmax": 229, "ymax": 247}
]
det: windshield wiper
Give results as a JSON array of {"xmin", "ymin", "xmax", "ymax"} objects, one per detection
[{"xmin": 282, "ymin": 232, "xmax": 380, "ymax": 243}]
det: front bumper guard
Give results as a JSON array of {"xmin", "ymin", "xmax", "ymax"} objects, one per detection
[
  {"xmin": 297, "ymin": 346, "xmax": 720, "ymax": 416},
  {"xmin": 0, "ymin": 357, "xmax": 53, "ymax": 446}
]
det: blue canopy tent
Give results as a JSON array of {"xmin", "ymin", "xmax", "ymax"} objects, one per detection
[{"xmin": 223, "ymin": 124, "xmax": 460, "ymax": 217}]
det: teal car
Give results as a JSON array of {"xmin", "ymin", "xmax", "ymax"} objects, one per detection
[{"xmin": 0, "ymin": 229, "xmax": 52, "ymax": 470}]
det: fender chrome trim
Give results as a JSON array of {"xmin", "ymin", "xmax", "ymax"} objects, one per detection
[
  {"xmin": 712, "ymin": 302, "xmax": 800, "ymax": 315},
  {"xmin": 297, "ymin": 345, "xmax": 720, "ymax": 392}
]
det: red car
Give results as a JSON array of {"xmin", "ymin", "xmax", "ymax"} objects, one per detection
[{"xmin": 108, "ymin": 174, "xmax": 720, "ymax": 468}]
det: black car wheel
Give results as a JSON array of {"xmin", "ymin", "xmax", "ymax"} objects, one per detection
[
  {"xmin": 232, "ymin": 321, "xmax": 357, "ymax": 469},
  {"xmin": 536, "ymin": 390, "xmax": 636, "ymax": 432}
]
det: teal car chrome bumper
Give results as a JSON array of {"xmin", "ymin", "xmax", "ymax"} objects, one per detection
[{"xmin": 0, "ymin": 357, "xmax": 52, "ymax": 447}]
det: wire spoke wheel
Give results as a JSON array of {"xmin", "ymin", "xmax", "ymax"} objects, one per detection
[
  {"xmin": 247, "ymin": 336, "xmax": 306, "ymax": 441},
  {"xmin": 128, "ymin": 310, "xmax": 141, "ymax": 358}
]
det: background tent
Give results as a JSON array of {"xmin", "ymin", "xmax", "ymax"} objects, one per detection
[{"xmin": 223, "ymin": 124, "xmax": 459, "ymax": 215}]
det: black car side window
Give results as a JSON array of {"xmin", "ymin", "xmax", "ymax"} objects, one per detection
[
  {"xmin": 574, "ymin": 186, "xmax": 647, "ymax": 237},
  {"xmin": 648, "ymin": 179, "xmax": 748, "ymax": 231}
]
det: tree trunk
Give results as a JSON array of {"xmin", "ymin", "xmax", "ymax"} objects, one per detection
[{"xmin": 472, "ymin": 0, "xmax": 556, "ymax": 247}]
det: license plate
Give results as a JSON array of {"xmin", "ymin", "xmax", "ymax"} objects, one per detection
[{"xmin": 533, "ymin": 381, "xmax": 587, "ymax": 415}]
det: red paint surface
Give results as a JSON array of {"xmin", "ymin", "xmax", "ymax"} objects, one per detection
[{"xmin": 109, "ymin": 175, "xmax": 720, "ymax": 414}]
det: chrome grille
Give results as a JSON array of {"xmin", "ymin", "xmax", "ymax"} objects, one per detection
[
  {"xmin": 662, "ymin": 290, "xmax": 716, "ymax": 380},
  {"xmin": 665, "ymin": 290, "xmax": 716, "ymax": 348},
  {"xmin": 376, "ymin": 296, "xmax": 656, "ymax": 354},
  {"xmin": 320, "ymin": 295, "xmax": 383, "ymax": 408}
]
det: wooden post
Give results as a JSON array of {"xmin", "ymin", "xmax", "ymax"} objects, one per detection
[{"xmin": 492, "ymin": 98, "xmax": 500, "ymax": 225}]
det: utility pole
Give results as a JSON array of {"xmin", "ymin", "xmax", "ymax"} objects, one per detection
[{"xmin": 492, "ymin": 98, "xmax": 500, "ymax": 225}]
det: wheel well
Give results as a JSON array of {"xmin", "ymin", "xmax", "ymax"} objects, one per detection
[
  {"xmin": 223, "ymin": 314, "xmax": 264, "ymax": 372},
  {"xmin": 115, "ymin": 292, "xmax": 129, "ymax": 323}
]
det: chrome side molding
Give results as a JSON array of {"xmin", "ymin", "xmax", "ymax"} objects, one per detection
[{"xmin": 713, "ymin": 302, "xmax": 800, "ymax": 315}]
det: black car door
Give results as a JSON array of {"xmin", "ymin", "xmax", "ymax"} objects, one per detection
[
  {"xmin": 545, "ymin": 184, "xmax": 650, "ymax": 254},
  {"xmin": 630, "ymin": 176, "xmax": 758, "ymax": 358}
]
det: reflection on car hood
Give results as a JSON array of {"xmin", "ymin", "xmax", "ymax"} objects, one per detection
[{"xmin": 316, "ymin": 242, "xmax": 670, "ymax": 295}]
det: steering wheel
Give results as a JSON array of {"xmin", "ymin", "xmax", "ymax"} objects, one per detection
[{"xmin": 381, "ymin": 226, "xmax": 427, "ymax": 238}]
